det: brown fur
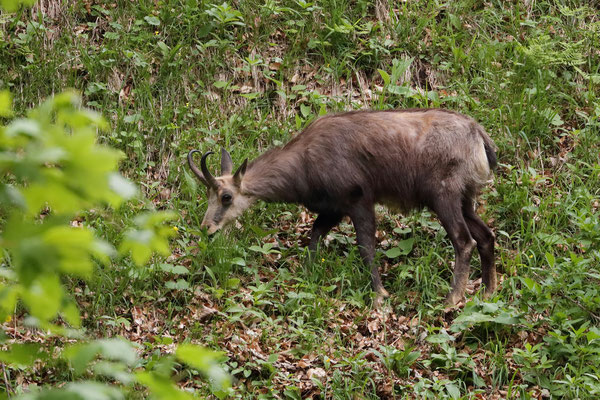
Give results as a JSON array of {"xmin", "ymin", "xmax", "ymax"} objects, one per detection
[{"xmin": 188, "ymin": 109, "xmax": 497, "ymax": 306}]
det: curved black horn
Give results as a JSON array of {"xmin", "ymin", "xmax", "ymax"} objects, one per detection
[
  {"xmin": 200, "ymin": 151, "xmax": 218, "ymax": 188},
  {"xmin": 187, "ymin": 150, "xmax": 207, "ymax": 185}
]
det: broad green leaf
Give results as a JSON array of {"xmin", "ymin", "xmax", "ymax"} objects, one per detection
[
  {"xmin": 170, "ymin": 265, "xmax": 189, "ymax": 274},
  {"xmin": 521, "ymin": 277, "xmax": 541, "ymax": 294},
  {"xmin": 545, "ymin": 252, "xmax": 556, "ymax": 267},
  {"xmin": 587, "ymin": 327, "xmax": 600, "ymax": 342},
  {"xmin": 378, "ymin": 69, "xmax": 390, "ymax": 86},
  {"xmin": 230, "ymin": 257, "xmax": 245, "ymax": 266},
  {"xmin": 300, "ymin": 103, "xmax": 311, "ymax": 118},
  {"xmin": 493, "ymin": 312, "xmax": 521, "ymax": 325},
  {"xmin": 159, "ymin": 263, "xmax": 189, "ymax": 275},
  {"xmin": 226, "ymin": 278, "xmax": 240, "ymax": 289},
  {"xmin": 404, "ymin": 350, "xmax": 421, "ymax": 364},
  {"xmin": 318, "ymin": 103, "xmax": 327, "ymax": 116},
  {"xmin": 123, "ymin": 113, "xmax": 141, "ymax": 123},
  {"xmin": 481, "ymin": 302, "xmax": 500, "ymax": 313},
  {"xmin": 213, "ymin": 80, "xmax": 229, "ymax": 89},
  {"xmin": 144, "ymin": 15, "xmax": 161, "ymax": 26},
  {"xmin": 550, "ymin": 112, "xmax": 564, "ymax": 126},
  {"xmin": 157, "ymin": 40, "xmax": 169, "ymax": 54},
  {"xmin": 446, "ymin": 383, "xmax": 460, "ymax": 399},
  {"xmin": 24, "ymin": 182, "xmax": 81, "ymax": 215},
  {"xmin": 397, "ymin": 238, "xmax": 414, "ymax": 255},
  {"xmin": 391, "ymin": 57, "xmax": 413, "ymax": 82},
  {"xmin": 387, "ymin": 85, "xmax": 413, "ymax": 96},
  {"xmin": 426, "ymin": 332, "xmax": 455, "ymax": 344},
  {"xmin": 385, "ymin": 247, "xmax": 401, "ymax": 258},
  {"xmin": 165, "ymin": 279, "xmax": 190, "ymax": 290},
  {"xmin": 385, "ymin": 238, "xmax": 414, "ymax": 258},
  {"xmin": 248, "ymin": 225, "xmax": 277, "ymax": 238}
]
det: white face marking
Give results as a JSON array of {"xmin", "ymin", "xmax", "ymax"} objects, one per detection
[{"xmin": 200, "ymin": 176, "xmax": 254, "ymax": 234}]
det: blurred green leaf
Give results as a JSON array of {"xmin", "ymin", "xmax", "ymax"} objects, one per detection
[
  {"xmin": 136, "ymin": 372, "xmax": 193, "ymax": 400},
  {"xmin": 22, "ymin": 274, "xmax": 63, "ymax": 321},
  {"xmin": 0, "ymin": 90, "xmax": 12, "ymax": 117},
  {"xmin": 21, "ymin": 382, "xmax": 125, "ymax": 400},
  {"xmin": 108, "ymin": 173, "xmax": 138, "ymax": 200},
  {"xmin": 176, "ymin": 344, "xmax": 230, "ymax": 390},
  {"xmin": 119, "ymin": 211, "xmax": 177, "ymax": 266},
  {"xmin": 0, "ymin": 343, "xmax": 45, "ymax": 367},
  {"xmin": 62, "ymin": 301, "xmax": 81, "ymax": 328},
  {"xmin": 63, "ymin": 382, "xmax": 124, "ymax": 400},
  {"xmin": 65, "ymin": 339, "xmax": 137, "ymax": 376}
]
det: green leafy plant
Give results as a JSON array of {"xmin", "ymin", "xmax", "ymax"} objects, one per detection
[{"xmin": 0, "ymin": 90, "xmax": 229, "ymax": 397}]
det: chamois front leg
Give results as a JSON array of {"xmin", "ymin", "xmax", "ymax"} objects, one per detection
[
  {"xmin": 433, "ymin": 197, "xmax": 477, "ymax": 306},
  {"xmin": 349, "ymin": 203, "xmax": 389, "ymax": 307},
  {"xmin": 308, "ymin": 213, "xmax": 343, "ymax": 253}
]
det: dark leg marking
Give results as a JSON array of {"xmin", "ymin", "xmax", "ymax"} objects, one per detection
[
  {"xmin": 308, "ymin": 213, "xmax": 343, "ymax": 252},
  {"xmin": 462, "ymin": 199, "xmax": 496, "ymax": 297}
]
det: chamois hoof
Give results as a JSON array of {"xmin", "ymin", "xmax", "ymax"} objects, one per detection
[
  {"xmin": 444, "ymin": 291, "xmax": 465, "ymax": 307},
  {"xmin": 483, "ymin": 288, "xmax": 495, "ymax": 300},
  {"xmin": 373, "ymin": 294, "xmax": 385, "ymax": 308},
  {"xmin": 373, "ymin": 288, "xmax": 390, "ymax": 308}
]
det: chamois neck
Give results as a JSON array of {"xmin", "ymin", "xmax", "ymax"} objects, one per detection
[{"xmin": 241, "ymin": 147, "xmax": 303, "ymax": 203}]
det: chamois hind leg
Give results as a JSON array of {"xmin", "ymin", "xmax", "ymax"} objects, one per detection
[
  {"xmin": 432, "ymin": 196, "xmax": 477, "ymax": 306},
  {"xmin": 348, "ymin": 202, "xmax": 389, "ymax": 306},
  {"xmin": 308, "ymin": 213, "xmax": 343, "ymax": 252},
  {"xmin": 462, "ymin": 199, "xmax": 496, "ymax": 297}
]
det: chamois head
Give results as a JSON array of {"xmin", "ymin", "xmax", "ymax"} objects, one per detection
[{"xmin": 188, "ymin": 148, "xmax": 250, "ymax": 234}]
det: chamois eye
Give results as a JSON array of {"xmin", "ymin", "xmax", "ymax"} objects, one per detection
[{"xmin": 221, "ymin": 193, "xmax": 232, "ymax": 204}]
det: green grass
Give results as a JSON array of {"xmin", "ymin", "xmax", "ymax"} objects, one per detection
[{"xmin": 2, "ymin": 0, "xmax": 600, "ymax": 398}]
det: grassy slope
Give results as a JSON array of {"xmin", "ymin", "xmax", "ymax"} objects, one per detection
[{"xmin": 1, "ymin": 0, "xmax": 600, "ymax": 398}]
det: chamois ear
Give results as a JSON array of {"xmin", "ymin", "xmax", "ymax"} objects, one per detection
[
  {"xmin": 220, "ymin": 148, "xmax": 233, "ymax": 175},
  {"xmin": 233, "ymin": 158, "xmax": 248, "ymax": 186}
]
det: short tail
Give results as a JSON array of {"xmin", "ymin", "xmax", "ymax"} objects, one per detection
[
  {"xmin": 484, "ymin": 140, "xmax": 497, "ymax": 170},
  {"xmin": 474, "ymin": 123, "xmax": 497, "ymax": 170}
]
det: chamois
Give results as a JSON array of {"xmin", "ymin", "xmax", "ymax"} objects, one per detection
[{"xmin": 188, "ymin": 109, "xmax": 497, "ymax": 306}]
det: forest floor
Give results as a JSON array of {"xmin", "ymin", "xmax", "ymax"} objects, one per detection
[{"xmin": 1, "ymin": 0, "xmax": 600, "ymax": 398}]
